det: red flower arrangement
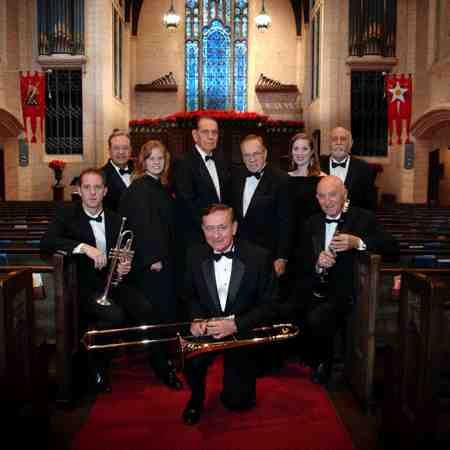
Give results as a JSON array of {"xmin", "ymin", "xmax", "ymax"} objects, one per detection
[
  {"xmin": 48, "ymin": 159, "xmax": 66, "ymax": 170},
  {"xmin": 48, "ymin": 159, "xmax": 66, "ymax": 186}
]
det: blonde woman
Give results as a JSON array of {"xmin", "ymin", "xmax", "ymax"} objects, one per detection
[{"xmin": 119, "ymin": 139, "xmax": 182, "ymax": 390}]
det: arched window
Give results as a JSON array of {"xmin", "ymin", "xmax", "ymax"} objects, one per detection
[{"xmin": 185, "ymin": 0, "xmax": 248, "ymax": 111}]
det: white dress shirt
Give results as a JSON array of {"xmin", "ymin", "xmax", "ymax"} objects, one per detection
[
  {"xmin": 329, "ymin": 157, "xmax": 350, "ymax": 183},
  {"xmin": 213, "ymin": 245, "xmax": 234, "ymax": 312},
  {"xmin": 325, "ymin": 216, "xmax": 340, "ymax": 250},
  {"xmin": 196, "ymin": 145, "xmax": 221, "ymax": 201},
  {"xmin": 73, "ymin": 209, "xmax": 107, "ymax": 255},
  {"xmin": 110, "ymin": 160, "xmax": 131, "ymax": 188},
  {"xmin": 242, "ymin": 174, "xmax": 261, "ymax": 217}
]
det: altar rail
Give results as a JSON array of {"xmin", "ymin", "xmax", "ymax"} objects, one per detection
[{"xmin": 129, "ymin": 112, "xmax": 304, "ymax": 171}]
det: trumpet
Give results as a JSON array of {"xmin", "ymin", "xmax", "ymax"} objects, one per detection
[
  {"xmin": 95, "ymin": 217, "xmax": 134, "ymax": 306},
  {"xmin": 81, "ymin": 322, "xmax": 300, "ymax": 371}
]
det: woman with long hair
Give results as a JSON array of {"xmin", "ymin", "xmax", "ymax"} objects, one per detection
[
  {"xmin": 119, "ymin": 139, "xmax": 182, "ymax": 390},
  {"xmin": 284, "ymin": 133, "xmax": 326, "ymax": 295}
]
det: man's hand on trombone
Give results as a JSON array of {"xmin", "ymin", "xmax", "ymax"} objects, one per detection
[{"xmin": 190, "ymin": 317, "xmax": 237, "ymax": 339}]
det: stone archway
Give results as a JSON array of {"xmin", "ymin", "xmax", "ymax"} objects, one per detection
[
  {"xmin": 0, "ymin": 108, "xmax": 23, "ymax": 200},
  {"xmin": 0, "ymin": 108, "xmax": 23, "ymax": 138},
  {"xmin": 410, "ymin": 104, "xmax": 450, "ymax": 204}
]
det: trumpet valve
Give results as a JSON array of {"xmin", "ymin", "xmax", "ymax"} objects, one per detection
[{"xmin": 109, "ymin": 248, "xmax": 135, "ymax": 260}]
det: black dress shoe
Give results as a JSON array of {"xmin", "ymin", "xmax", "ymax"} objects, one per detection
[
  {"xmin": 162, "ymin": 370, "xmax": 183, "ymax": 390},
  {"xmin": 311, "ymin": 362, "xmax": 331, "ymax": 386},
  {"xmin": 182, "ymin": 401, "xmax": 203, "ymax": 425}
]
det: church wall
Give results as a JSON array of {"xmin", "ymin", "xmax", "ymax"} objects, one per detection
[
  {"xmin": 301, "ymin": 0, "xmax": 450, "ymax": 204},
  {"xmin": 248, "ymin": 0, "xmax": 301, "ymax": 120},
  {"xmin": 0, "ymin": 0, "xmax": 132, "ymax": 200},
  {"xmin": 132, "ymin": 0, "xmax": 184, "ymax": 118},
  {"xmin": 132, "ymin": 0, "xmax": 301, "ymax": 121}
]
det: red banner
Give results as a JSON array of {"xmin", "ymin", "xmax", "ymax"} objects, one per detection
[
  {"xmin": 20, "ymin": 71, "xmax": 46, "ymax": 143},
  {"xmin": 385, "ymin": 73, "xmax": 412, "ymax": 145}
]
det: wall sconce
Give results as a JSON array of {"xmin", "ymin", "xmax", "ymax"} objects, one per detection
[
  {"xmin": 255, "ymin": 0, "xmax": 271, "ymax": 32},
  {"xmin": 163, "ymin": 0, "xmax": 180, "ymax": 32}
]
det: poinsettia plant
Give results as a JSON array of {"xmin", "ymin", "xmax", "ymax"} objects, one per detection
[{"xmin": 48, "ymin": 159, "xmax": 66, "ymax": 170}]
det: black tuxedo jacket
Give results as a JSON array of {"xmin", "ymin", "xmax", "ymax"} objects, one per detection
[
  {"xmin": 172, "ymin": 147, "xmax": 231, "ymax": 244},
  {"xmin": 101, "ymin": 159, "xmax": 134, "ymax": 212},
  {"xmin": 40, "ymin": 202, "xmax": 122, "ymax": 297},
  {"xmin": 294, "ymin": 206, "xmax": 399, "ymax": 302},
  {"xmin": 231, "ymin": 165, "xmax": 291, "ymax": 260},
  {"xmin": 182, "ymin": 240, "xmax": 277, "ymax": 333},
  {"xmin": 119, "ymin": 175, "xmax": 175, "ymax": 271},
  {"xmin": 320, "ymin": 155, "xmax": 377, "ymax": 210}
]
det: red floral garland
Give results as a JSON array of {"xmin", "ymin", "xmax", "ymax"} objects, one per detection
[{"xmin": 129, "ymin": 109, "xmax": 304, "ymax": 128}]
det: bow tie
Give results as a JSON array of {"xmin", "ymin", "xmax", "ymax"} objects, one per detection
[
  {"xmin": 88, "ymin": 213, "xmax": 103, "ymax": 223},
  {"xmin": 246, "ymin": 171, "xmax": 262, "ymax": 180},
  {"xmin": 331, "ymin": 160, "xmax": 347, "ymax": 169},
  {"xmin": 325, "ymin": 218, "xmax": 340, "ymax": 224},
  {"xmin": 205, "ymin": 154, "xmax": 215, "ymax": 162},
  {"xmin": 119, "ymin": 167, "xmax": 131, "ymax": 175},
  {"xmin": 212, "ymin": 250, "xmax": 234, "ymax": 262}
]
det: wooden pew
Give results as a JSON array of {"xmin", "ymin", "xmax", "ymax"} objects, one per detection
[
  {"xmin": 381, "ymin": 272, "xmax": 450, "ymax": 448},
  {"xmin": 346, "ymin": 253, "xmax": 450, "ymax": 412},
  {"xmin": 1, "ymin": 253, "xmax": 79, "ymax": 405},
  {"xmin": 0, "ymin": 267, "xmax": 49, "ymax": 427}
]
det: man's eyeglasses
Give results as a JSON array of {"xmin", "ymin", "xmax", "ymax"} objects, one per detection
[
  {"xmin": 203, "ymin": 224, "xmax": 230, "ymax": 233},
  {"xmin": 242, "ymin": 151, "xmax": 265, "ymax": 160}
]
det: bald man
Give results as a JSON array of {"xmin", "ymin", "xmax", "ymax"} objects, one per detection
[
  {"xmin": 289, "ymin": 176, "xmax": 397, "ymax": 385},
  {"xmin": 320, "ymin": 127, "xmax": 377, "ymax": 210}
]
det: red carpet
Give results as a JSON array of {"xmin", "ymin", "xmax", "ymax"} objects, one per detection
[{"xmin": 73, "ymin": 355, "xmax": 355, "ymax": 450}]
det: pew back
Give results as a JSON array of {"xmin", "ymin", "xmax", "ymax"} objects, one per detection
[{"xmin": 382, "ymin": 272, "xmax": 450, "ymax": 447}]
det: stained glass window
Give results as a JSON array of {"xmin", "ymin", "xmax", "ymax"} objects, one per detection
[{"xmin": 185, "ymin": 0, "xmax": 248, "ymax": 111}]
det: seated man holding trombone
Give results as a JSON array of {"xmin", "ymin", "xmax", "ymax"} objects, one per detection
[{"xmin": 40, "ymin": 168, "xmax": 154, "ymax": 394}]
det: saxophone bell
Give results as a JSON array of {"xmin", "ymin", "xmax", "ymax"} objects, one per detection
[{"xmin": 95, "ymin": 217, "xmax": 135, "ymax": 306}]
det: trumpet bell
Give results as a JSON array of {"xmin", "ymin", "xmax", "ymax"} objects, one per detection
[{"xmin": 95, "ymin": 294, "xmax": 113, "ymax": 306}]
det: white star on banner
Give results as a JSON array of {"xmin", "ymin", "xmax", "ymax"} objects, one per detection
[{"xmin": 388, "ymin": 81, "xmax": 408, "ymax": 103}]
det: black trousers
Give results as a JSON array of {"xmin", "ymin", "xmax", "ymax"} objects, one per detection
[
  {"xmin": 300, "ymin": 295, "xmax": 353, "ymax": 368},
  {"xmin": 184, "ymin": 347, "xmax": 257, "ymax": 408}
]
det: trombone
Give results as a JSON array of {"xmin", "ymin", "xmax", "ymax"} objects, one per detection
[
  {"xmin": 81, "ymin": 321, "xmax": 300, "ymax": 371},
  {"xmin": 95, "ymin": 217, "xmax": 134, "ymax": 306}
]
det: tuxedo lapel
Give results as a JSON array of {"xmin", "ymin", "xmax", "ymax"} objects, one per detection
[
  {"xmin": 76, "ymin": 212, "xmax": 97, "ymax": 248},
  {"xmin": 104, "ymin": 211, "xmax": 119, "ymax": 253},
  {"xmin": 312, "ymin": 216, "xmax": 326, "ymax": 259},
  {"xmin": 201, "ymin": 258, "xmax": 222, "ymax": 313},
  {"xmin": 245, "ymin": 168, "xmax": 271, "ymax": 217},
  {"xmin": 225, "ymin": 257, "xmax": 245, "ymax": 312},
  {"xmin": 322, "ymin": 156, "xmax": 331, "ymax": 175},
  {"xmin": 237, "ymin": 173, "xmax": 246, "ymax": 217},
  {"xmin": 192, "ymin": 148, "xmax": 219, "ymax": 201},
  {"xmin": 107, "ymin": 161, "xmax": 128, "ymax": 190},
  {"xmin": 344, "ymin": 157, "xmax": 355, "ymax": 189}
]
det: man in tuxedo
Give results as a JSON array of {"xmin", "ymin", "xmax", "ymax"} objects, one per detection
[
  {"xmin": 231, "ymin": 134, "xmax": 291, "ymax": 278},
  {"xmin": 40, "ymin": 168, "xmax": 156, "ymax": 394},
  {"xmin": 181, "ymin": 204, "xmax": 276, "ymax": 425},
  {"xmin": 172, "ymin": 116, "xmax": 231, "ymax": 247},
  {"xmin": 289, "ymin": 175, "xmax": 398, "ymax": 385},
  {"xmin": 101, "ymin": 129, "xmax": 134, "ymax": 212},
  {"xmin": 320, "ymin": 126, "xmax": 377, "ymax": 210}
]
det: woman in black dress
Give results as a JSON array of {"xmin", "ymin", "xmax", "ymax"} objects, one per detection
[
  {"xmin": 119, "ymin": 139, "xmax": 182, "ymax": 390},
  {"xmin": 284, "ymin": 133, "xmax": 325, "ymax": 295}
]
